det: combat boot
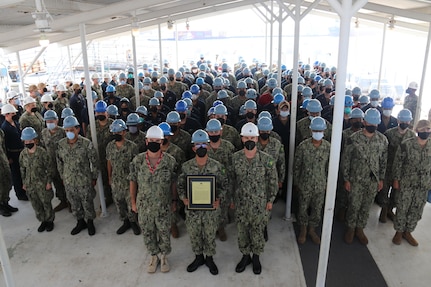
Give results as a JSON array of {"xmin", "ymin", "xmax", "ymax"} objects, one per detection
[
  {"xmin": 218, "ymin": 227, "xmax": 227, "ymax": 241},
  {"xmin": 87, "ymin": 219, "xmax": 96, "ymax": 236},
  {"xmin": 171, "ymin": 223, "xmax": 179, "ymax": 238},
  {"xmin": 344, "ymin": 228, "xmax": 355, "ymax": 244},
  {"xmin": 37, "ymin": 221, "xmax": 47, "ymax": 232},
  {"xmin": 130, "ymin": 221, "xmax": 141, "ymax": 235},
  {"xmin": 205, "ymin": 256, "xmax": 219, "ymax": 275},
  {"xmin": 45, "ymin": 221, "xmax": 54, "ymax": 232},
  {"xmin": 71, "ymin": 219, "xmax": 87, "ymax": 235},
  {"xmin": 2, "ymin": 202, "xmax": 18, "ymax": 213},
  {"xmin": 116, "ymin": 219, "xmax": 131, "ymax": 234},
  {"xmin": 379, "ymin": 207, "xmax": 388, "ymax": 223},
  {"xmin": 252, "ymin": 254, "xmax": 262, "ymax": 275},
  {"xmin": 392, "ymin": 231, "xmax": 402, "ymax": 245},
  {"xmin": 297, "ymin": 225, "xmax": 307, "ymax": 244},
  {"xmin": 236, "ymin": 254, "xmax": 251, "ymax": 273},
  {"xmin": 160, "ymin": 254, "xmax": 170, "ymax": 273},
  {"xmin": 53, "ymin": 200, "xmax": 68, "ymax": 212},
  {"xmin": 147, "ymin": 255, "xmax": 159, "ymax": 273},
  {"xmin": 308, "ymin": 226, "xmax": 321, "ymax": 245},
  {"xmin": 187, "ymin": 254, "xmax": 205, "ymax": 272},
  {"xmin": 403, "ymin": 232, "xmax": 418, "ymax": 246},
  {"xmin": 0, "ymin": 205, "xmax": 11, "ymax": 217},
  {"xmin": 355, "ymin": 228, "xmax": 368, "ymax": 245}
]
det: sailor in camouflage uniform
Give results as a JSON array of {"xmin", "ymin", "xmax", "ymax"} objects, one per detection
[
  {"xmin": 294, "ymin": 117, "xmax": 330, "ymax": 245},
  {"xmin": 57, "ymin": 116, "xmax": 100, "ymax": 236},
  {"xmin": 129, "ymin": 126, "xmax": 178, "ymax": 273},
  {"xmin": 213, "ymin": 104, "xmax": 242, "ymax": 150},
  {"xmin": 295, "ymin": 99, "xmax": 332, "ymax": 145},
  {"xmin": 342, "ymin": 109, "xmax": 388, "ymax": 245},
  {"xmin": 125, "ymin": 113, "xmax": 147, "ymax": 153},
  {"xmin": 178, "ymin": 129, "xmax": 227, "ymax": 276},
  {"xmin": 116, "ymin": 73, "xmax": 136, "ymax": 99},
  {"xmin": 233, "ymin": 123, "xmax": 278, "ymax": 275},
  {"xmin": 20, "ymin": 127, "xmax": 54, "ymax": 232},
  {"xmin": 19, "ymin": 96, "xmax": 44, "ymax": 137},
  {"xmin": 392, "ymin": 120, "xmax": 431, "ymax": 246},
  {"xmin": 106, "ymin": 119, "xmax": 140, "ymax": 235},
  {"xmin": 166, "ymin": 111, "xmax": 193, "ymax": 159}
]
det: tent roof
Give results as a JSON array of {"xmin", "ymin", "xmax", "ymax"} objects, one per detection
[{"xmin": 0, "ymin": 0, "xmax": 430, "ymax": 54}]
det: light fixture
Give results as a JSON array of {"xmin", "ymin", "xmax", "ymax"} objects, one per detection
[
  {"xmin": 131, "ymin": 18, "xmax": 140, "ymax": 36},
  {"xmin": 186, "ymin": 19, "xmax": 190, "ymax": 31},
  {"xmin": 39, "ymin": 32, "xmax": 49, "ymax": 47},
  {"xmin": 388, "ymin": 15, "xmax": 396, "ymax": 30},
  {"xmin": 167, "ymin": 20, "xmax": 174, "ymax": 30}
]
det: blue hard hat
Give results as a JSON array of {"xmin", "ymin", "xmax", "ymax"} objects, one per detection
[
  {"xmin": 106, "ymin": 85, "xmax": 116, "ymax": 93},
  {"xmin": 196, "ymin": 77, "xmax": 205, "ymax": 85},
  {"xmin": 301, "ymin": 99, "xmax": 310, "ymax": 109},
  {"xmin": 94, "ymin": 100, "xmax": 107, "ymax": 113},
  {"xmin": 166, "ymin": 111, "xmax": 181, "ymax": 123},
  {"xmin": 267, "ymin": 78, "xmax": 277, "ymax": 89},
  {"xmin": 302, "ymin": 87, "xmax": 313, "ymax": 98},
  {"xmin": 207, "ymin": 107, "xmax": 215, "ymax": 117},
  {"xmin": 183, "ymin": 98, "xmax": 192, "ymax": 107},
  {"xmin": 352, "ymin": 87, "xmax": 361, "ymax": 96},
  {"xmin": 206, "ymin": 119, "xmax": 222, "ymax": 132},
  {"xmin": 107, "ymin": 105, "xmax": 119, "ymax": 116},
  {"xmin": 126, "ymin": 113, "xmax": 140, "ymax": 125},
  {"xmin": 297, "ymin": 85, "xmax": 304, "ymax": 93},
  {"xmin": 397, "ymin": 109, "xmax": 413, "ymax": 122},
  {"xmin": 110, "ymin": 119, "xmax": 127, "ymax": 133},
  {"xmin": 212, "ymin": 100, "xmax": 223, "ymax": 107},
  {"xmin": 190, "ymin": 84, "xmax": 200, "ymax": 95},
  {"xmin": 119, "ymin": 72, "xmax": 127, "ymax": 79},
  {"xmin": 315, "ymin": 75, "xmax": 322, "ymax": 82},
  {"xmin": 271, "ymin": 93, "xmax": 285, "ymax": 104},
  {"xmin": 135, "ymin": 106, "xmax": 148, "ymax": 116},
  {"xmin": 364, "ymin": 108, "xmax": 381, "ymax": 125},
  {"xmin": 44, "ymin": 110, "xmax": 58, "ymax": 120},
  {"xmin": 154, "ymin": 91, "xmax": 164, "ymax": 98},
  {"xmin": 158, "ymin": 122, "xmax": 173, "ymax": 136},
  {"xmin": 217, "ymin": 90, "xmax": 228, "ymax": 99},
  {"xmin": 306, "ymin": 99, "xmax": 322, "ymax": 113},
  {"xmin": 246, "ymin": 89, "xmax": 257, "ymax": 99},
  {"xmin": 21, "ymin": 127, "xmax": 37, "ymax": 140},
  {"xmin": 191, "ymin": 129, "xmax": 210, "ymax": 143},
  {"xmin": 345, "ymin": 95, "xmax": 354, "ymax": 107},
  {"xmin": 182, "ymin": 91, "xmax": 192, "ymax": 99},
  {"xmin": 310, "ymin": 116, "xmax": 327, "ymax": 131},
  {"xmin": 257, "ymin": 116, "xmax": 273, "ymax": 131},
  {"xmin": 350, "ymin": 108, "xmax": 364, "ymax": 119},
  {"xmin": 237, "ymin": 81, "xmax": 247, "ymax": 89},
  {"xmin": 359, "ymin": 95, "xmax": 370, "ymax": 104},
  {"xmin": 245, "ymin": 77, "xmax": 253, "ymax": 84},
  {"xmin": 324, "ymin": 79, "xmax": 333, "ymax": 87},
  {"xmin": 61, "ymin": 107, "xmax": 74, "ymax": 119},
  {"xmin": 298, "ymin": 76, "xmax": 305, "ymax": 84},
  {"xmin": 159, "ymin": 76, "xmax": 168, "ymax": 84},
  {"xmin": 143, "ymin": 77, "xmax": 151, "ymax": 84},
  {"xmin": 381, "ymin": 97, "xmax": 395, "ymax": 109},
  {"xmin": 213, "ymin": 78, "xmax": 223, "ymax": 87},
  {"xmin": 214, "ymin": 104, "xmax": 228, "ymax": 116},
  {"xmin": 244, "ymin": 99, "xmax": 257, "ymax": 110},
  {"xmin": 258, "ymin": 111, "xmax": 272, "ymax": 120},
  {"xmin": 368, "ymin": 89, "xmax": 380, "ymax": 100},
  {"xmin": 63, "ymin": 116, "xmax": 80, "ymax": 128},
  {"xmin": 149, "ymin": 97, "xmax": 160, "ymax": 106},
  {"xmin": 138, "ymin": 72, "xmax": 144, "ymax": 78}
]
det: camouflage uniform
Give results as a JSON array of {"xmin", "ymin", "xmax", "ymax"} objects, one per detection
[
  {"xmin": 130, "ymin": 94, "xmax": 151, "ymax": 110},
  {"xmin": 56, "ymin": 135, "xmax": 100, "ymax": 220},
  {"xmin": 221, "ymin": 124, "xmax": 242, "ymax": 151},
  {"xmin": 257, "ymin": 137, "xmax": 285, "ymax": 185},
  {"xmin": 393, "ymin": 137, "xmax": 431, "ymax": 232},
  {"xmin": 53, "ymin": 97, "xmax": 68, "ymax": 119},
  {"xmin": 403, "ymin": 95, "xmax": 418, "ymax": 123},
  {"xmin": 294, "ymin": 138, "xmax": 330, "ymax": 227},
  {"xmin": 296, "ymin": 117, "xmax": 332, "ymax": 146},
  {"xmin": 167, "ymin": 82, "xmax": 187, "ymax": 100},
  {"xmin": 128, "ymin": 151, "xmax": 178, "ymax": 255},
  {"xmin": 230, "ymin": 96, "xmax": 247, "ymax": 114},
  {"xmin": 342, "ymin": 130, "xmax": 388, "ymax": 229},
  {"xmin": 116, "ymin": 83, "xmax": 136, "ymax": 99},
  {"xmin": 178, "ymin": 157, "xmax": 227, "ymax": 256},
  {"xmin": 19, "ymin": 146, "xmax": 54, "ymax": 223},
  {"xmin": 40, "ymin": 127, "xmax": 66, "ymax": 201},
  {"xmin": 92, "ymin": 84, "xmax": 103, "ymax": 100},
  {"xmin": 232, "ymin": 150, "xmax": 278, "ymax": 255},
  {"xmin": 106, "ymin": 139, "xmax": 139, "ymax": 222},
  {"xmin": 19, "ymin": 111, "xmax": 44, "ymax": 137},
  {"xmin": 125, "ymin": 130, "xmax": 147, "ymax": 153},
  {"xmin": 0, "ymin": 130, "xmax": 12, "ymax": 203},
  {"xmin": 170, "ymin": 129, "xmax": 193, "ymax": 160}
]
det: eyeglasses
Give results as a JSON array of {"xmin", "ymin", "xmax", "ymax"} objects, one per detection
[{"xmin": 195, "ymin": 144, "xmax": 208, "ymax": 149}]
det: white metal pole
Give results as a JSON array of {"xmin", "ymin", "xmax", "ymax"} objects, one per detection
[
  {"xmin": 100, "ymin": 42, "xmax": 105, "ymax": 82},
  {"xmin": 0, "ymin": 224, "xmax": 15, "ymax": 286},
  {"xmin": 79, "ymin": 23, "xmax": 107, "ymax": 217},
  {"xmin": 377, "ymin": 22, "xmax": 387, "ymax": 91},
  {"xmin": 15, "ymin": 52, "xmax": 26, "ymax": 96},
  {"xmin": 158, "ymin": 23, "xmax": 163, "ymax": 73},
  {"xmin": 415, "ymin": 22, "xmax": 431, "ymax": 124},
  {"xmin": 269, "ymin": 0, "xmax": 274, "ymax": 69},
  {"xmin": 277, "ymin": 6, "xmax": 283, "ymax": 85},
  {"xmin": 175, "ymin": 23, "xmax": 179, "ymax": 69},
  {"xmin": 132, "ymin": 33, "xmax": 139, "ymax": 104}
]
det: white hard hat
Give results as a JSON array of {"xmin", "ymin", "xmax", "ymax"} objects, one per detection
[
  {"xmin": 146, "ymin": 126, "xmax": 164, "ymax": 139},
  {"xmin": 56, "ymin": 84, "xmax": 67, "ymax": 92},
  {"xmin": 64, "ymin": 77, "xmax": 73, "ymax": 82},
  {"xmin": 1, "ymin": 103, "xmax": 18, "ymax": 115},
  {"xmin": 240, "ymin": 122, "xmax": 259, "ymax": 137},
  {"xmin": 23, "ymin": 96, "xmax": 36, "ymax": 106},
  {"xmin": 91, "ymin": 73, "xmax": 100, "ymax": 79},
  {"xmin": 41, "ymin": 94, "xmax": 54, "ymax": 103},
  {"xmin": 6, "ymin": 91, "xmax": 18, "ymax": 100},
  {"xmin": 80, "ymin": 72, "xmax": 86, "ymax": 79},
  {"xmin": 103, "ymin": 73, "xmax": 111, "ymax": 79},
  {"xmin": 408, "ymin": 81, "xmax": 418, "ymax": 89}
]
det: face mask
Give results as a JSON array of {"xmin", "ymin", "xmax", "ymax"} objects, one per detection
[
  {"xmin": 244, "ymin": 140, "xmax": 256, "ymax": 150},
  {"xmin": 209, "ymin": 135, "xmax": 220, "ymax": 143},
  {"xmin": 238, "ymin": 90, "xmax": 246, "ymax": 96},
  {"xmin": 150, "ymin": 107, "xmax": 157, "ymax": 113},
  {"xmin": 163, "ymin": 138, "xmax": 169, "ymax": 145},
  {"xmin": 12, "ymin": 115, "xmax": 19, "ymax": 121},
  {"xmin": 113, "ymin": 134, "xmax": 122, "ymax": 142},
  {"xmin": 217, "ymin": 118, "xmax": 225, "ymax": 126},
  {"xmin": 120, "ymin": 81, "xmax": 126, "ymax": 85},
  {"xmin": 160, "ymin": 85, "xmax": 166, "ymax": 90},
  {"xmin": 191, "ymin": 94, "xmax": 198, "ymax": 101},
  {"xmin": 66, "ymin": 131, "xmax": 75, "ymax": 140},
  {"xmin": 344, "ymin": 107, "xmax": 352, "ymax": 114},
  {"xmin": 418, "ymin": 132, "xmax": 430, "ymax": 140},
  {"xmin": 370, "ymin": 100, "xmax": 379, "ymax": 108},
  {"xmin": 170, "ymin": 125, "xmax": 178, "ymax": 133},
  {"xmin": 96, "ymin": 115, "xmax": 106, "ymax": 121},
  {"xmin": 47, "ymin": 123, "xmax": 56, "ymax": 130},
  {"xmin": 31, "ymin": 107, "xmax": 38, "ymax": 113},
  {"xmin": 48, "ymin": 103, "xmax": 53, "ymax": 109},
  {"xmin": 128, "ymin": 126, "xmax": 138, "ymax": 134},
  {"xmin": 365, "ymin": 125, "xmax": 377, "ymax": 133},
  {"xmin": 169, "ymin": 77, "xmax": 175, "ymax": 82},
  {"xmin": 152, "ymin": 77, "xmax": 158, "ymax": 82},
  {"xmin": 353, "ymin": 96, "xmax": 359, "ymax": 101},
  {"xmin": 352, "ymin": 121, "xmax": 363, "ymax": 129},
  {"xmin": 260, "ymin": 133, "xmax": 270, "ymax": 140},
  {"xmin": 246, "ymin": 112, "xmax": 255, "ymax": 119},
  {"xmin": 399, "ymin": 123, "xmax": 409, "ymax": 130},
  {"xmin": 280, "ymin": 110, "xmax": 290, "ymax": 117},
  {"xmin": 312, "ymin": 132, "xmax": 324, "ymax": 141},
  {"xmin": 25, "ymin": 143, "xmax": 35, "ymax": 149},
  {"xmin": 143, "ymin": 85, "xmax": 150, "ymax": 91},
  {"xmin": 180, "ymin": 113, "xmax": 186, "ymax": 120},
  {"xmin": 325, "ymin": 88, "xmax": 332, "ymax": 94},
  {"xmin": 121, "ymin": 108, "xmax": 129, "ymax": 113},
  {"xmin": 147, "ymin": 142, "xmax": 161, "ymax": 153},
  {"xmin": 196, "ymin": 147, "xmax": 207, "ymax": 157},
  {"xmin": 383, "ymin": 110, "xmax": 392, "ymax": 117}
]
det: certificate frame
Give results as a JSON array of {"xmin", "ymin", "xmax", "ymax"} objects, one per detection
[{"xmin": 186, "ymin": 175, "xmax": 216, "ymax": 210}]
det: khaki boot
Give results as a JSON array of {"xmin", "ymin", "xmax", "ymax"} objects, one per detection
[
  {"xmin": 160, "ymin": 254, "xmax": 170, "ymax": 273},
  {"xmin": 355, "ymin": 228, "xmax": 368, "ymax": 245},
  {"xmin": 403, "ymin": 232, "xmax": 418, "ymax": 246},
  {"xmin": 308, "ymin": 227, "xmax": 321, "ymax": 245},
  {"xmin": 171, "ymin": 223, "xmax": 179, "ymax": 238},
  {"xmin": 344, "ymin": 228, "xmax": 355, "ymax": 244},
  {"xmin": 147, "ymin": 255, "xmax": 160, "ymax": 273},
  {"xmin": 392, "ymin": 231, "xmax": 402, "ymax": 245},
  {"xmin": 297, "ymin": 225, "xmax": 307, "ymax": 244},
  {"xmin": 379, "ymin": 207, "xmax": 388, "ymax": 223}
]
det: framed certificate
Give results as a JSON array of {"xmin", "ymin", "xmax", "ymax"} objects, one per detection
[{"xmin": 186, "ymin": 175, "xmax": 216, "ymax": 210}]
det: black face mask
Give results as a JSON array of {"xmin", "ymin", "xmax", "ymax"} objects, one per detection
[
  {"xmin": 217, "ymin": 118, "xmax": 225, "ymax": 126},
  {"xmin": 96, "ymin": 115, "xmax": 106, "ymax": 121},
  {"xmin": 121, "ymin": 108, "xmax": 129, "ymax": 113},
  {"xmin": 113, "ymin": 134, "xmax": 122, "ymax": 142},
  {"xmin": 147, "ymin": 142, "xmax": 161, "ymax": 153},
  {"xmin": 108, "ymin": 95, "xmax": 115, "ymax": 100},
  {"xmin": 418, "ymin": 132, "xmax": 430, "ymax": 140},
  {"xmin": 179, "ymin": 113, "xmax": 186, "ymax": 120},
  {"xmin": 152, "ymin": 77, "xmax": 158, "ymax": 82},
  {"xmin": 399, "ymin": 123, "xmax": 409, "ymax": 130},
  {"xmin": 160, "ymin": 85, "xmax": 166, "ymax": 90},
  {"xmin": 12, "ymin": 115, "xmax": 19, "ymax": 121},
  {"xmin": 246, "ymin": 112, "xmax": 255, "ymax": 120},
  {"xmin": 325, "ymin": 88, "xmax": 332, "ymax": 94},
  {"xmin": 260, "ymin": 133, "xmax": 270, "ymax": 140},
  {"xmin": 196, "ymin": 147, "xmax": 207, "ymax": 157},
  {"xmin": 163, "ymin": 138, "xmax": 169, "ymax": 145},
  {"xmin": 209, "ymin": 135, "xmax": 220, "ymax": 143},
  {"xmin": 169, "ymin": 77, "xmax": 175, "ymax": 81},
  {"xmin": 150, "ymin": 107, "xmax": 157, "ymax": 113},
  {"xmin": 238, "ymin": 90, "xmax": 246, "ymax": 96},
  {"xmin": 365, "ymin": 125, "xmax": 377, "ymax": 133},
  {"xmin": 244, "ymin": 140, "xmax": 256, "ymax": 150},
  {"xmin": 48, "ymin": 103, "xmax": 53, "ymax": 109},
  {"xmin": 353, "ymin": 96, "xmax": 359, "ymax": 101},
  {"xmin": 352, "ymin": 121, "xmax": 363, "ymax": 129},
  {"xmin": 170, "ymin": 125, "xmax": 178, "ymax": 133},
  {"xmin": 31, "ymin": 107, "xmax": 38, "ymax": 113},
  {"xmin": 25, "ymin": 143, "xmax": 35, "ymax": 149}
]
